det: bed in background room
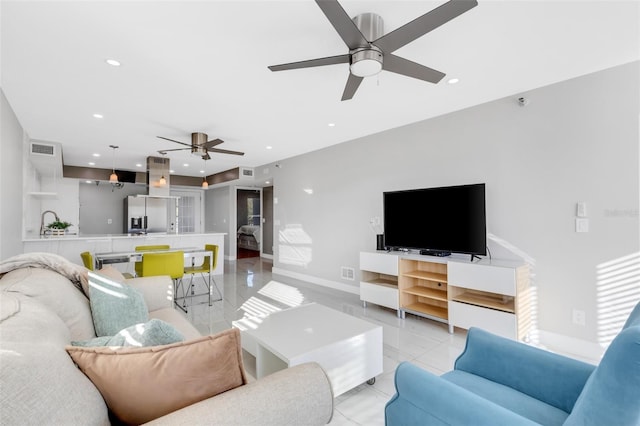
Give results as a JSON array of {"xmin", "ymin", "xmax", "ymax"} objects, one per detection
[{"xmin": 237, "ymin": 225, "xmax": 260, "ymax": 251}]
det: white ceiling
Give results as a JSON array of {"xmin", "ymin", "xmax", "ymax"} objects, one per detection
[{"xmin": 2, "ymin": 1, "xmax": 638, "ymax": 179}]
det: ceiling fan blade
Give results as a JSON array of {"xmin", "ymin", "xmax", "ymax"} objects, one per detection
[
  {"xmin": 373, "ymin": 0, "xmax": 478, "ymax": 54},
  {"xmin": 341, "ymin": 73, "xmax": 364, "ymax": 101},
  {"xmin": 269, "ymin": 54, "xmax": 350, "ymax": 72},
  {"xmin": 157, "ymin": 147, "xmax": 191, "ymax": 153},
  {"xmin": 156, "ymin": 136, "xmax": 193, "ymax": 148},
  {"xmin": 383, "ymin": 54, "xmax": 445, "ymax": 84},
  {"xmin": 315, "ymin": 0, "xmax": 369, "ymax": 49},
  {"xmin": 209, "ymin": 148, "xmax": 245, "ymax": 156},
  {"xmin": 203, "ymin": 138, "xmax": 224, "ymax": 149}
]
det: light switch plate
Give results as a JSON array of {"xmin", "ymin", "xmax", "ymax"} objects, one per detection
[{"xmin": 576, "ymin": 202, "xmax": 587, "ymax": 217}]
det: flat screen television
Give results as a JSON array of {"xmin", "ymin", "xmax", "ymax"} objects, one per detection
[{"xmin": 383, "ymin": 183, "xmax": 486, "ymax": 257}]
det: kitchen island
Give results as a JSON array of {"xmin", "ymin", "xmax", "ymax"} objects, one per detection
[{"xmin": 22, "ymin": 232, "xmax": 226, "ymax": 276}]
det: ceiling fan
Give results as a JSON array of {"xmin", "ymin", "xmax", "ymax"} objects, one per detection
[
  {"xmin": 268, "ymin": 0, "xmax": 478, "ymax": 101},
  {"xmin": 157, "ymin": 132, "xmax": 244, "ymax": 160}
]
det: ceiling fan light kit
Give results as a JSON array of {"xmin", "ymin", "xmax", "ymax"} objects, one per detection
[
  {"xmin": 350, "ymin": 46, "xmax": 383, "ymax": 77},
  {"xmin": 267, "ymin": 0, "xmax": 478, "ymax": 100}
]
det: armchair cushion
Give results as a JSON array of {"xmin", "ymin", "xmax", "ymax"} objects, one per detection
[
  {"xmin": 442, "ymin": 370, "xmax": 569, "ymax": 425},
  {"xmin": 386, "ymin": 362, "xmax": 540, "ymax": 426},
  {"xmin": 66, "ymin": 328, "xmax": 248, "ymax": 425}
]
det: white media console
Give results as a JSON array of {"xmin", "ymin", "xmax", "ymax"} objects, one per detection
[{"xmin": 360, "ymin": 251, "xmax": 531, "ymax": 341}]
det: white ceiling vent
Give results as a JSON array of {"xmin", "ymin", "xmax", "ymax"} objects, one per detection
[
  {"xmin": 30, "ymin": 142, "xmax": 55, "ymax": 156},
  {"xmin": 240, "ymin": 167, "xmax": 254, "ymax": 178},
  {"xmin": 29, "ymin": 140, "xmax": 62, "ymax": 177}
]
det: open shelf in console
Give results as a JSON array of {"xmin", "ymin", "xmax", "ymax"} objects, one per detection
[
  {"xmin": 399, "ymin": 258, "xmax": 448, "ymax": 321},
  {"xmin": 450, "ymin": 288, "xmax": 515, "ymax": 313},
  {"xmin": 403, "ymin": 303, "xmax": 448, "ymax": 320}
]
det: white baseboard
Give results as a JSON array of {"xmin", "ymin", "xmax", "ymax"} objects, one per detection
[
  {"xmin": 537, "ymin": 329, "xmax": 605, "ymax": 364},
  {"xmin": 271, "ymin": 267, "xmax": 360, "ymax": 295}
]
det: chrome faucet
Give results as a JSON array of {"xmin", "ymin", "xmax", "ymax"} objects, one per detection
[{"xmin": 40, "ymin": 210, "xmax": 60, "ymax": 236}]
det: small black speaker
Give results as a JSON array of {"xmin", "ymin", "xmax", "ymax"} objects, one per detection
[{"xmin": 376, "ymin": 234, "xmax": 384, "ymax": 251}]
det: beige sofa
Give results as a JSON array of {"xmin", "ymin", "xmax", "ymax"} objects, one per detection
[{"xmin": 0, "ymin": 255, "xmax": 333, "ymax": 425}]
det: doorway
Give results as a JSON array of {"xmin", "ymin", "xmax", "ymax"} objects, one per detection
[{"xmin": 237, "ymin": 189, "xmax": 261, "ymax": 258}]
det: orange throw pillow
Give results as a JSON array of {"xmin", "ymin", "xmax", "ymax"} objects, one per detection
[{"xmin": 66, "ymin": 328, "xmax": 247, "ymax": 425}]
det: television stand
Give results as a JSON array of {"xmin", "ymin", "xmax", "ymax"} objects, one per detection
[{"xmin": 419, "ymin": 249, "xmax": 451, "ymax": 257}]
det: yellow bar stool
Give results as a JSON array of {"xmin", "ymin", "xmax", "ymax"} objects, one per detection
[
  {"xmin": 183, "ymin": 244, "xmax": 222, "ymax": 307},
  {"xmin": 80, "ymin": 251, "xmax": 94, "ymax": 270},
  {"xmin": 134, "ymin": 244, "xmax": 170, "ymax": 277},
  {"xmin": 80, "ymin": 251, "xmax": 133, "ymax": 278},
  {"xmin": 140, "ymin": 251, "xmax": 186, "ymax": 312}
]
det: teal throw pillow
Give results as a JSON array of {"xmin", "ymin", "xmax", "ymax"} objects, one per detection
[
  {"xmin": 88, "ymin": 271, "xmax": 149, "ymax": 337},
  {"xmin": 72, "ymin": 319, "xmax": 184, "ymax": 347}
]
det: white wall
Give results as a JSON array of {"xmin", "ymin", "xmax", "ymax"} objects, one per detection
[
  {"xmin": 260, "ymin": 62, "xmax": 639, "ymax": 347},
  {"xmin": 0, "ymin": 89, "xmax": 25, "ymax": 259}
]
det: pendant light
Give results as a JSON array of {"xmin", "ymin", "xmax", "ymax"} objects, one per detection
[
  {"xmin": 201, "ymin": 157, "xmax": 209, "ymax": 188},
  {"xmin": 109, "ymin": 145, "xmax": 119, "ymax": 183},
  {"xmin": 159, "ymin": 175, "xmax": 167, "ymax": 186}
]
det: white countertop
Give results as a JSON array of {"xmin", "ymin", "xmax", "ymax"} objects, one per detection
[{"xmin": 23, "ymin": 232, "xmax": 226, "ymax": 242}]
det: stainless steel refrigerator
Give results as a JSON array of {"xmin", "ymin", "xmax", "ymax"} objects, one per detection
[{"xmin": 124, "ymin": 196, "xmax": 169, "ymax": 234}]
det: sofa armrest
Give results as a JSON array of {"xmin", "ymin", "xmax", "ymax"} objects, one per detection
[
  {"xmin": 454, "ymin": 328, "xmax": 595, "ymax": 413},
  {"xmin": 144, "ymin": 362, "xmax": 334, "ymax": 426},
  {"xmin": 386, "ymin": 362, "xmax": 539, "ymax": 426},
  {"xmin": 125, "ymin": 276, "xmax": 173, "ymax": 311}
]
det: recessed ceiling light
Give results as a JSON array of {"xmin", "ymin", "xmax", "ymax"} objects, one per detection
[
  {"xmin": 169, "ymin": 169, "xmax": 175, "ymax": 174},
  {"xmin": 93, "ymin": 113, "xmax": 103, "ymax": 119},
  {"xmin": 328, "ymin": 123, "xmax": 336, "ymax": 127},
  {"xmin": 85, "ymin": 180, "xmax": 92, "ymax": 184},
  {"xmin": 199, "ymin": 170, "xmax": 205, "ymax": 174},
  {"xmin": 447, "ymin": 78, "xmax": 459, "ymax": 85},
  {"xmin": 183, "ymin": 163, "xmax": 189, "ymax": 167},
  {"xmin": 135, "ymin": 163, "xmax": 142, "ymax": 168},
  {"xmin": 88, "ymin": 162, "xmax": 96, "ymax": 166},
  {"xmin": 105, "ymin": 59, "xmax": 121, "ymax": 67},
  {"xmin": 265, "ymin": 181, "xmax": 271, "ymax": 185},
  {"xmin": 92, "ymin": 153, "xmax": 100, "ymax": 157},
  {"xmin": 266, "ymin": 146, "xmax": 273, "ymax": 150}
]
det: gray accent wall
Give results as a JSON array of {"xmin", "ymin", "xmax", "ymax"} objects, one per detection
[
  {"xmin": 258, "ymin": 61, "xmax": 639, "ymax": 344},
  {"xmin": 79, "ymin": 182, "xmax": 146, "ymax": 235},
  {"xmin": 0, "ymin": 89, "xmax": 24, "ymax": 259},
  {"xmin": 205, "ymin": 186, "xmax": 232, "ymax": 256}
]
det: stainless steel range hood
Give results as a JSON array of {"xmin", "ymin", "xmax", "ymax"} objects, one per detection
[{"xmin": 147, "ymin": 156, "xmax": 170, "ymax": 196}]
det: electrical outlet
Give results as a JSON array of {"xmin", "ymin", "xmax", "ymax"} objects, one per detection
[
  {"xmin": 576, "ymin": 218, "xmax": 589, "ymax": 233},
  {"xmin": 572, "ymin": 309, "xmax": 586, "ymax": 326}
]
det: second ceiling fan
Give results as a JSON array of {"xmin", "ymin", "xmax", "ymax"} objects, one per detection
[
  {"xmin": 268, "ymin": 0, "xmax": 478, "ymax": 101},
  {"xmin": 157, "ymin": 132, "xmax": 244, "ymax": 160}
]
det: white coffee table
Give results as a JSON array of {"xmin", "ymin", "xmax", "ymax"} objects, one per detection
[{"xmin": 233, "ymin": 303, "xmax": 383, "ymax": 397}]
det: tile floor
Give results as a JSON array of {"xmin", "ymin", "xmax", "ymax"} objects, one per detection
[{"xmin": 180, "ymin": 256, "xmax": 468, "ymax": 426}]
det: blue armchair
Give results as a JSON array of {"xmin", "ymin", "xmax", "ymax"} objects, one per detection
[{"xmin": 385, "ymin": 302, "xmax": 640, "ymax": 425}]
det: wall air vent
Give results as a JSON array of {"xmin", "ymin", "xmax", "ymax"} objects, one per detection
[
  {"xmin": 241, "ymin": 168, "xmax": 254, "ymax": 177},
  {"xmin": 30, "ymin": 142, "xmax": 55, "ymax": 156}
]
